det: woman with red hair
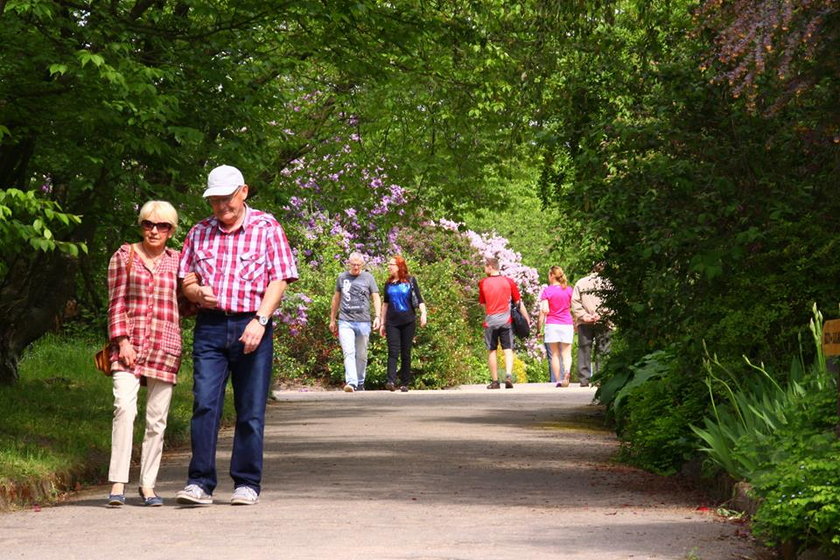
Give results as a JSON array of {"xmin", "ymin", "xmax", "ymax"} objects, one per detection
[{"xmin": 379, "ymin": 256, "xmax": 427, "ymax": 391}]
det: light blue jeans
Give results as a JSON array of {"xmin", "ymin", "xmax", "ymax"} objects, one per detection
[{"xmin": 338, "ymin": 320, "xmax": 371, "ymax": 388}]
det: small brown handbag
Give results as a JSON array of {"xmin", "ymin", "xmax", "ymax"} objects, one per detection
[{"xmin": 94, "ymin": 244, "xmax": 134, "ymax": 374}]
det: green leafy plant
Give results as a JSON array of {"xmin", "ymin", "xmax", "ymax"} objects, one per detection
[
  {"xmin": 751, "ymin": 437, "xmax": 840, "ymax": 551},
  {"xmin": 692, "ymin": 307, "xmax": 837, "ymax": 481},
  {"xmin": 691, "ymin": 306, "xmax": 840, "ymax": 553}
]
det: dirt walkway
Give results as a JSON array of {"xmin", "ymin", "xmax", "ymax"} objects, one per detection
[{"xmin": 0, "ymin": 384, "xmax": 763, "ymax": 560}]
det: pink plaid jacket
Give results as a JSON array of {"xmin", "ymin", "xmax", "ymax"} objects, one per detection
[{"xmin": 107, "ymin": 243, "xmax": 182, "ymax": 384}]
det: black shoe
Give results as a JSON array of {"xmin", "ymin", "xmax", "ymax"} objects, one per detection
[
  {"xmin": 400, "ymin": 386, "xmax": 408, "ymax": 392},
  {"xmin": 487, "ymin": 381, "xmax": 501, "ymax": 389},
  {"xmin": 579, "ymin": 381, "xmax": 590, "ymax": 388},
  {"xmin": 385, "ymin": 382, "xmax": 396, "ymax": 392},
  {"xmin": 504, "ymin": 377, "xmax": 514, "ymax": 389}
]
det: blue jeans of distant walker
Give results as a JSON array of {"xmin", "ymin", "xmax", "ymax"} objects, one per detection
[
  {"xmin": 544, "ymin": 343, "xmax": 567, "ymax": 383},
  {"xmin": 338, "ymin": 320, "xmax": 371, "ymax": 388},
  {"xmin": 187, "ymin": 312, "xmax": 273, "ymax": 495}
]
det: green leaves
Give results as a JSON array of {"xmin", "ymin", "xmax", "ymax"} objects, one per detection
[
  {"xmin": 76, "ymin": 50, "xmax": 105, "ymax": 68},
  {"xmin": 691, "ymin": 308, "xmax": 840, "ymax": 549},
  {"xmin": 0, "ymin": 189, "xmax": 87, "ymax": 276}
]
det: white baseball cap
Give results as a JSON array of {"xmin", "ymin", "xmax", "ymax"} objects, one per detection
[{"xmin": 203, "ymin": 165, "xmax": 245, "ymax": 198}]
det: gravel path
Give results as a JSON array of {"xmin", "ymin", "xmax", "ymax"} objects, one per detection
[{"xmin": 0, "ymin": 383, "xmax": 764, "ymax": 560}]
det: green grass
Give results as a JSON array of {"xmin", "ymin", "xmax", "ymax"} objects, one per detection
[{"xmin": 0, "ymin": 333, "xmax": 232, "ymax": 506}]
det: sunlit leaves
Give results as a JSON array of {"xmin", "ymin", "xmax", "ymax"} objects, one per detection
[{"xmin": 0, "ymin": 189, "xmax": 87, "ymax": 277}]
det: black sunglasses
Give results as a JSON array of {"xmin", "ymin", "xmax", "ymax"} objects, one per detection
[{"xmin": 140, "ymin": 220, "xmax": 173, "ymax": 232}]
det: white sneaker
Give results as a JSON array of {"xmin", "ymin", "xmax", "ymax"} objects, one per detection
[
  {"xmin": 175, "ymin": 484, "xmax": 213, "ymax": 505},
  {"xmin": 230, "ymin": 486, "xmax": 259, "ymax": 506}
]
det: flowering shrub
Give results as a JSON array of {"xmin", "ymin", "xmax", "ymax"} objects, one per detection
[
  {"xmin": 267, "ymin": 121, "xmax": 545, "ymax": 388},
  {"xmin": 438, "ymin": 219, "xmax": 543, "ymax": 358},
  {"xmin": 276, "ymin": 120, "xmax": 407, "ymax": 265}
]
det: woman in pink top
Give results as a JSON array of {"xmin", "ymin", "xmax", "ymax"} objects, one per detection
[{"xmin": 538, "ymin": 266, "xmax": 574, "ymax": 387}]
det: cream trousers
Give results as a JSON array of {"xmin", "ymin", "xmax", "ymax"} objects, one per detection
[{"xmin": 108, "ymin": 371, "xmax": 173, "ymax": 488}]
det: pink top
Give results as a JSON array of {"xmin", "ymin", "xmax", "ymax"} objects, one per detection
[
  {"xmin": 540, "ymin": 284, "xmax": 574, "ymax": 325},
  {"xmin": 107, "ymin": 243, "xmax": 181, "ymax": 383},
  {"xmin": 178, "ymin": 206, "xmax": 298, "ymax": 313}
]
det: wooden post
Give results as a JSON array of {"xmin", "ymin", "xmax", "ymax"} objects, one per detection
[{"xmin": 822, "ymin": 319, "xmax": 840, "ymax": 439}]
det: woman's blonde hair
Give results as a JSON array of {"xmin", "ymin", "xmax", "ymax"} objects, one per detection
[
  {"xmin": 549, "ymin": 266, "xmax": 568, "ymax": 288},
  {"xmin": 138, "ymin": 200, "xmax": 178, "ymax": 230}
]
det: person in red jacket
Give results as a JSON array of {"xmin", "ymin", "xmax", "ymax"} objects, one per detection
[{"xmin": 478, "ymin": 257, "xmax": 530, "ymax": 389}]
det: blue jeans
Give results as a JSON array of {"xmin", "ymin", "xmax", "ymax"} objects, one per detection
[
  {"xmin": 338, "ymin": 320, "xmax": 370, "ymax": 388},
  {"xmin": 544, "ymin": 343, "xmax": 567, "ymax": 383},
  {"xmin": 187, "ymin": 312, "xmax": 273, "ymax": 494}
]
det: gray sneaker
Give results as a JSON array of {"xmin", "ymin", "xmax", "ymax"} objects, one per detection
[
  {"xmin": 230, "ymin": 486, "xmax": 259, "ymax": 506},
  {"xmin": 176, "ymin": 484, "xmax": 212, "ymax": 505}
]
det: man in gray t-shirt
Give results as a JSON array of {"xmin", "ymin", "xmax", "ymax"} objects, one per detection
[{"xmin": 329, "ymin": 252, "xmax": 381, "ymax": 392}]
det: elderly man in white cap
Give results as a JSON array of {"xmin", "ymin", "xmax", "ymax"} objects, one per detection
[{"xmin": 175, "ymin": 165, "xmax": 298, "ymax": 506}]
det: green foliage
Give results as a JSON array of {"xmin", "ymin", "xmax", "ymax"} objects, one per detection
[
  {"xmin": 0, "ymin": 189, "xmax": 86, "ymax": 277},
  {"xmin": 751, "ymin": 440, "xmax": 840, "ymax": 551},
  {"xmin": 2, "ymin": 0, "xmax": 584, "ymax": 383},
  {"xmin": 408, "ymin": 260, "xmax": 488, "ymax": 387},
  {"xmin": 461, "ymin": 169, "xmax": 568, "ymax": 274},
  {"xmin": 608, "ymin": 349, "xmax": 709, "ymax": 475},
  {"xmin": 598, "ymin": 349, "xmax": 675, "ymax": 418},
  {"xmin": 691, "ymin": 353, "xmax": 807, "ymax": 481},
  {"xmin": 528, "ymin": 0, "xmax": 839, "ymax": 478},
  {"xmin": 523, "ymin": 353, "xmax": 551, "ymax": 384},
  {"xmin": 691, "ymin": 308, "xmax": 840, "ymax": 552},
  {"xmin": 271, "ymin": 224, "xmax": 489, "ymax": 390},
  {"xmin": 0, "ymin": 333, "xmax": 234, "ymax": 502},
  {"xmin": 0, "ymin": 334, "xmax": 112, "ymax": 483}
]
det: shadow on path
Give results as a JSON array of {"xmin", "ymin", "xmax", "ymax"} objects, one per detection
[{"xmin": 0, "ymin": 386, "xmax": 764, "ymax": 560}]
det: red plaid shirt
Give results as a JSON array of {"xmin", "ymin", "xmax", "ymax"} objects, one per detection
[
  {"xmin": 107, "ymin": 243, "xmax": 182, "ymax": 383},
  {"xmin": 178, "ymin": 206, "xmax": 298, "ymax": 312}
]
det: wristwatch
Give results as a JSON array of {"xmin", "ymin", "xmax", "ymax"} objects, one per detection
[{"xmin": 255, "ymin": 314, "xmax": 270, "ymax": 327}]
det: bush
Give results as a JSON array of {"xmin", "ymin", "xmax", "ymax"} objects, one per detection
[
  {"xmin": 691, "ymin": 308, "xmax": 840, "ymax": 553},
  {"xmin": 616, "ymin": 373, "xmax": 708, "ymax": 475},
  {"xmin": 751, "ymin": 437, "xmax": 840, "ymax": 552},
  {"xmin": 271, "ymin": 225, "xmax": 491, "ymax": 389},
  {"xmin": 600, "ymin": 348, "xmax": 708, "ymax": 475}
]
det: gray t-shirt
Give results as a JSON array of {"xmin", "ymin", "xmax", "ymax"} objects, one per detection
[{"xmin": 336, "ymin": 271, "xmax": 379, "ymax": 322}]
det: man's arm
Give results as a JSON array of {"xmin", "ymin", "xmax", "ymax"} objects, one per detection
[
  {"xmin": 329, "ymin": 291, "xmax": 340, "ymax": 335},
  {"xmin": 378, "ymin": 302, "xmax": 388, "ymax": 336},
  {"xmin": 570, "ymin": 283, "xmax": 586, "ymax": 321},
  {"xmin": 371, "ymin": 292, "xmax": 381, "ymax": 330},
  {"xmin": 256, "ymin": 279, "xmax": 288, "ymax": 318},
  {"xmin": 180, "ymin": 275, "xmax": 218, "ymax": 309}
]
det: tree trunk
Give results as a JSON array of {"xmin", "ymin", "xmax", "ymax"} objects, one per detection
[{"xmin": 0, "ymin": 251, "xmax": 79, "ymax": 384}]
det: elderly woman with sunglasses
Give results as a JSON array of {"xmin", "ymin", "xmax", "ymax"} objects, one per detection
[{"xmin": 105, "ymin": 201, "xmax": 183, "ymax": 507}]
